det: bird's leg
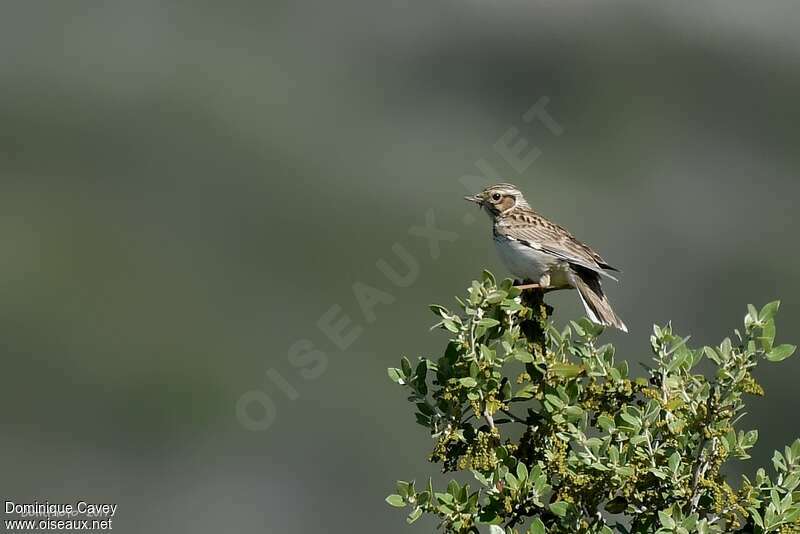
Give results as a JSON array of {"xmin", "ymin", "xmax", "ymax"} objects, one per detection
[
  {"xmin": 514, "ymin": 282, "xmax": 542, "ymax": 290},
  {"xmin": 514, "ymin": 273, "xmax": 551, "ymax": 291}
]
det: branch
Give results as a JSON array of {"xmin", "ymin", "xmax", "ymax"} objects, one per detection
[
  {"xmin": 500, "ymin": 408, "xmax": 529, "ymax": 425},
  {"xmin": 689, "ymin": 394, "xmax": 715, "ymax": 512}
]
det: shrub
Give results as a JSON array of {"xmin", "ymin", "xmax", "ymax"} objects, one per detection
[{"xmin": 387, "ymin": 272, "xmax": 798, "ymax": 533}]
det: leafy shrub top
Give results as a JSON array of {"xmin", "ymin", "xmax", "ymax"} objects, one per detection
[{"xmin": 387, "ymin": 272, "xmax": 798, "ymax": 534}]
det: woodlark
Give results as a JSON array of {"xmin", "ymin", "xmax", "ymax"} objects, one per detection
[{"xmin": 465, "ymin": 183, "xmax": 627, "ymax": 332}]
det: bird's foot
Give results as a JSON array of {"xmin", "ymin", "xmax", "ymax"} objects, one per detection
[{"xmin": 514, "ymin": 274, "xmax": 551, "ymax": 291}]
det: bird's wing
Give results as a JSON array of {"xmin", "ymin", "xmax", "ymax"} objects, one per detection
[{"xmin": 496, "ymin": 212, "xmax": 619, "ymax": 280}]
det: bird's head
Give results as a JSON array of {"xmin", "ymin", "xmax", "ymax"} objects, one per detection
[{"xmin": 464, "ymin": 183, "xmax": 529, "ymax": 216}]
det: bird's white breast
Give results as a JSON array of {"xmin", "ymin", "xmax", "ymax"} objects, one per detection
[{"xmin": 494, "ymin": 235, "xmax": 571, "ymax": 286}]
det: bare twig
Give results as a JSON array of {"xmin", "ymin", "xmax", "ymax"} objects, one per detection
[
  {"xmin": 689, "ymin": 395, "xmax": 715, "ymax": 512},
  {"xmin": 500, "ymin": 408, "xmax": 529, "ymax": 425}
]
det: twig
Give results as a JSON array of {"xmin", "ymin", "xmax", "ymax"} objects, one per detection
[
  {"xmin": 483, "ymin": 406, "xmax": 495, "ymax": 430},
  {"xmin": 500, "ymin": 408, "xmax": 529, "ymax": 425},
  {"xmin": 689, "ymin": 395, "xmax": 715, "ymax": 512}
]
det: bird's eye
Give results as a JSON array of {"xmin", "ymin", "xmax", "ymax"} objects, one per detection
[{"xmin": 491, "ymin": 193, "xmax": 501, "ymax": 201}]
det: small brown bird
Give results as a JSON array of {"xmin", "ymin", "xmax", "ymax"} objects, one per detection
[{"xmin": 465, "ymin": 183, "xmax": 627, "ymax": 332}]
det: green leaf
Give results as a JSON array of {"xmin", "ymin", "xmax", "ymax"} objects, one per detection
[
  {"xmin": 429, "ymin": 304, "xmax": 449, "ymax": 317},
  {"xmin": 544, "ymin": 394, "xmax": 565, "ymax": 409},
  {"xmin": 513, "ymin": 383, "xmax": 536, "ymax": 400},
  {"xmin": 550, "ymin": 362, "xmax": 584, "ymax": 378},
  {"xmin": 703, "ymin": 346, "xmax": 720, "ymax": 365},
  {"xmin": 772, "ymin": 450, "xmax": 787, "ymax": 472},
  {"xmin": 658, "ymin": 510, "xmax": 676, "ymax": 529},
  {"xmin": 549, "ymin": 501, "xmax": 569, "ymax": 517},
  {"xmin": 504, "ymin": 472, "xmax": 520, "ymax": 491},
  {"xmin": 785, "ymin": 507, "xmax": 800, "ymax": 523},
  {"xmin": 619, "ymin": 412, "xmax": 640, "ymax": 428},
  {"xmin": 406, "ymin": 507, "xmax": 422, "ymax": 524},
  {"xmin": 480, "ymin": 344, "xmax": 496, "ymax": 362},
  {"xmin": 579, "ymin": 318, "xmax": 605, "ymax": 337},
  {"xmin": 396, "ymin": 480, "xmax": 410, "ymax": 497},
  {"xmin": 501, "ymin": 380, "xmax": 512, "ymax": 400},
  {"xmin": 513, "ymin": 350, "xmax": 535, "ymax": 363},
  {"xmin": 760, "ymin": 300, "xmax": 780, "ymax": 322},
  {"xmin": 597, "ymin": 414, "xmax": 615, "ymax": 431},
  {"xmin": 435, "ymin": 492, "xmax": 453, "ymax": 504},
  {"xmin": 401, "ymin": 357, "xmax": 412, "ymax": 377},
  {"xmin": 516, "ymin": 462, "xmax": 529, "ymax": 482},
  {"xmin": 459, "ymin": 377, "xmax": 478, "ymax": 387},
  {"xmin": 747, "ymin": 304, "xmax": 759, "ymax": 325},
  {"xmin": 570, "ymin": 320, "xmax": 586, "ymax": 337},
  {"xmin": 665, "ymin": 398, "xmax": 684, "ymax": 411},
  {"xmin": 750, "ymin": 508, "xmax": 764, "ymax": 529},
  {"xmin": 742, "ymin": 430, "xmax": 759, "ymax": 448},
  {"xmin": 442, "ymin": 318, "xmax": 460, "ymax": 333},
  {"xmin": 486, "ymin": 290, "xmax": 507, "ymax": 304},
  {"xmin": 528, "ymin": 517, "xmax": 546, "ymax": 534},
  {"xmin": 616, "ymin": 466, "xmax": 635, "ymax": 477},
  {"xmin": 447, "ymin": 479, "xmax": 460, "ymax": 497},
  {"xmin": 386, "ymin": 494, "xmax": 405, "ymax": 508},
  {"xmin": 388, "ymin": 368, "xmax": 405, "ymax": 384},
  {"xmin": 760, "ymin": 320, "xmax": 776, "ymax": 351},
  {"xmin": 767, "ymin": 344, "xmax": 796, "ymax": 362},
  {"xmin": 478, "ymin": 318, "xmax": 501, "ymax": 328},
  {"xmin": 668, "ymin": 451, "xmax": 681, "ymax": 473},
  {"xmin": 415, "ymin": 359, "xmax": 428, "ymax": 379}
]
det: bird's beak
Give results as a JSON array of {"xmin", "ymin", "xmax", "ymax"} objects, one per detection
[{"xmin": 464, "ymin": 194, "xmax": 483, "ymax": 205}]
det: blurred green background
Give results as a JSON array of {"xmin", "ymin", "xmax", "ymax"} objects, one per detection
[{"xmin": 1, "ymin": 1, "xmax": 799, "ymax": 532}]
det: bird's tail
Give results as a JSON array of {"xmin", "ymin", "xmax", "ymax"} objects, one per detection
[{"xmin": 571, "ymin": 267, "xmax": 628, "ymax": 333}]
